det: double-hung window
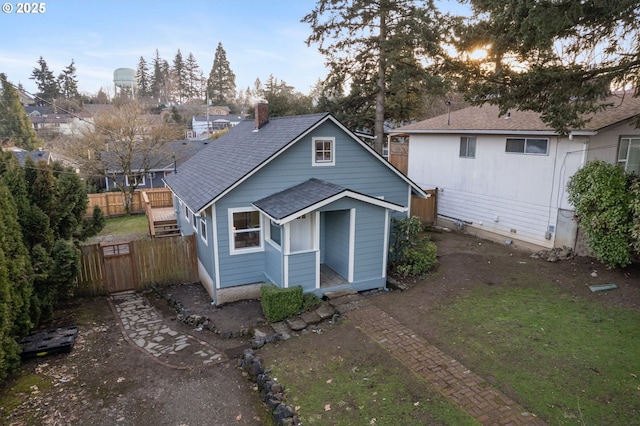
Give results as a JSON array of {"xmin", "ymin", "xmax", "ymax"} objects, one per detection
[
  {"xmin": 618, "ymin": 137, "xmax": 640, "ymax": 174},
  {"xmin": 229, "ymin": 208, "xmax": 262, "ymax": 253},
  {"xmin": 506, "ymin": 137, "xmax": 549, "ymax": 155},
  {"xmin": 459, "ymin": 136, "xmax": 476, "ymax": 158},
  {"xmin": 313, "ymin": 137, "xmax": 335, "ymax": 166}
]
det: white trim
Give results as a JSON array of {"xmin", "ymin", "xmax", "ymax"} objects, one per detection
[
  {"xmin": 315, "ymin": 213, "xmax": 321, "ymax": 289},
  {"xmin": 348, "ymin": 208, "xmax": 355, "ymax": 282},
  {"xmin": 125, "ymin": 174, "xmax": 146, "ymax": 187},
  {"xmin": 312, "ymin": 136, "xmax": 336, "ymax": 166},
  {"xmin": 256, "ymin": 190, "xmax": 407, "ymax": 226},
  {"xmin": 283, "ymin": 255, "xmax": 289, "ymax": 288},
  {"xmin": 197, "ymin": 114, "xmax": 428, "ymax": 212},
  {"xmin": 392, "ymin": 129, "xmax": 561, "ymax": 136},
  {"xmin": 199, "ymin": 217, "xmax": 208, "ymax": 245},
  {"xmin": 382, "ymin": 209, "xmax": 389, "ymax": 277},
  {"xmin": 407, "ymin": 186, "xmax": 411, "ymax": 218},
  {"xmin": 228, "ymin": 207, "xmax": 264, "ymax": 255},
  {"xmin": 212, "ymin": 204, "xmax": 220, "ymax": 289}
]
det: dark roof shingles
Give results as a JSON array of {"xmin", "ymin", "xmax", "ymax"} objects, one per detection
[
  {"xmin": 254, "ymin": 178, "xmax": 345, "ymax": 220},
  {"xmin": 164, "ymin": 113, "xmax": 330, "ymax": 211}
]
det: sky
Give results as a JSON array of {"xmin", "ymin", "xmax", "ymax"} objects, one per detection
[{"xmin": 0, "ymin": 0, "xmax": 470, "ymax": 97}]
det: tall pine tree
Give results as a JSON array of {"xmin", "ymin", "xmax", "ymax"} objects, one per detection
[
  {"xmin": 30, "ymin": 56, "xmax": 59, "ymax": 106},
  {"xmin": 451, "ymin": 0, "xmax": 640, "ymax": 132},
  {"xmin": 58, "ymin": 60, "xmax": 79, "ymax": 99},
  {"xmin": 185, "ymin": 52, "xmax": 203, "ymax": 100},
  {"xmin": 303, "ymin": 0, "xmax": 446, "ymax": 153},
  {"xmin": 207, "ymin": 42, "xmax": 236, "ymax": 106},
  {"xmin": 136, "ymin": 56, "xmax": 151, "ymax": 98},
  {"xmin": 172, "ymin": 49, "xmax": 188, "ymax": 103},
  {"xmin": 0, "ymin": 74, "xmax": 41, "ymax": 150}
]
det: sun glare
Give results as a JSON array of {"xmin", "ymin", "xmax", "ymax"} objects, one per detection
[{"xmin": 468, "ymin": 48, "xmax": 488, "ymax": 61}]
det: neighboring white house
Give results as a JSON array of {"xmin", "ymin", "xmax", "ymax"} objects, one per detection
[
  {"xmin": 191, "ymin": 114, "xmax": 242, "ymax": 138},
  {"xmin": 393, "ymin": 93, "xmax": 640, "ymax": 251}
]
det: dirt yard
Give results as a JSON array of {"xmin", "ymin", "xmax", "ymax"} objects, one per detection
[{"xmin": 2, "ymin": 231, "xmax": 639, "ymax": 425}]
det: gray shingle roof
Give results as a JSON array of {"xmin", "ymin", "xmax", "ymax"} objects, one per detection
[
  {"xmin": 164, "ymin": 112, "xmax": 331, "ymax": 212},
  {"xmin": 253, "ymin": 178, "xmax": 346, "ymax": 220}
]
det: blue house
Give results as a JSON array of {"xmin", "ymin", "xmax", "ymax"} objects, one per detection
[{"xmin": 164, "ymin": 103, "xmax": 427, "ymax": 305}]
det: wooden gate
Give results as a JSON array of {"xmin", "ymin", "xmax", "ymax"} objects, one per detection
[
  {"xmin": 101, "ymin": 242, "xmax": 137, "ymax": 293},
  {"xmin": 411, "ymin": 189, "xmax": 438, "ymax": 226}
]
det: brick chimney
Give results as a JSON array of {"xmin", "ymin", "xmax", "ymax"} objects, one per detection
[{"xmin": 255, "ymin": 100, "xmax": 269, "ymax": 130}]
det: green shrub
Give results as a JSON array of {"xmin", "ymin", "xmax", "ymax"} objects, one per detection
[
  {"xmin": 301, "ymin": 292, "xmax": 322, "ymax": 311},
  {"xmin": 394, "ymin": 239, "xmax": 438, "ymax": 278},
  {"xmin": 260, "ymin": 284, "xmax": 303, "ymax": 322},
  {"xmin": 389, "ymin": 216, "xmax": 438, "ymax": 278},
  {"xmin": 567, "ymin": 160, "xmax": 638, "ymax": 268}
]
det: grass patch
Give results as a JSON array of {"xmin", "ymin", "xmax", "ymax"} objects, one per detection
[
  {"xmin": 98, "ymin": 214, "xmax": 149, "ymax": 236},
  {"xmin": 0, "ymin": 372, "xmax": 52, "ymax": 418},
  {"xmin": 265, "ymin": 330, "xmax": 477, "ymax": 426},
  {"xmin": 429, "ymin": 283, "xmax": 640, "ymax": 424}
]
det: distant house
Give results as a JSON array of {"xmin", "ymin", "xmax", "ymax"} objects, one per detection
[
  {"xmin": 101, "ymin": 140, "xmax": 210, "ymax": 191},
  {"xmin": 191, "ymin": 114, "xmax": 241, "ymax": 138},
  {"xmin": 392, "ymin": 93, "xmax": 640, "ymax": 251},
  {"xmin": 6, "ymin": 147, "xmax": 55, "ymax": 166},
  {"xmin": 164, "ymin": 103, "xmax": 426, "ymax": 305},
  {"xmin": 25, "ymin": 106, "xmax": 92, "ymax": 137}
]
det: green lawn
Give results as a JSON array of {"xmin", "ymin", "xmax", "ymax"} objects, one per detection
[
  {"xmin": 428, "ymin": 283, "xmax": 640, "ymax": 424},
  {"xmin": 98, "ymin": 214, "xmax": 149, "ymax": 236},
  {"xmin": 265, "ymin": 331, "xmax": 478, "ymax": 426}
]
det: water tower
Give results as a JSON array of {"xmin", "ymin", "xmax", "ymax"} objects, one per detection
[{"xmin": 113, "ymin": 68, "xmax": 137, "ymax": 98}]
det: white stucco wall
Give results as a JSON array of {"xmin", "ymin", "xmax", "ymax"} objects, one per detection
[
  {"xmin": 407, "ymin": 133, "xmax": 586, "ymax": 248},
  {"xmin": 586, "ymin": 120, "xmax": 640, "ymax": 164}
]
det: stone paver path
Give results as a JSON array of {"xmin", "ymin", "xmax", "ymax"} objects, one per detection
[
  {"xmin": 345, "ymin": 303, "xmax": 546, "ymax": 426},
  {"xmin": 110, "ymin": 292, "xmax": 226, "ymax": 369}
]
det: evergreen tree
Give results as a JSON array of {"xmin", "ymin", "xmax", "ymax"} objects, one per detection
[
  {"xmin": 0, "ymin": 74, "xmax": 41, "ymax": 150},
  {"xmin": 151, "ymin": 49, "xmax": 165, "ymax": 101},
  {"xmin": 207, "ymin": 42, "xmax": 236, "ymax": 105},
  {"xmin": 172, "ymin": 49, "xmax": 188, "ymax": 103},
  {"xmin": 0, "ymin": 176, "xmax": 34, "ymax": 383},
  {"xmin": 136, "ymin": 56, "xmax": 151, "ymax": 98},
  {"xmin": 58, "ymin": 59, "xmax": 79, "ymax": 99},
  {"xmin": 303, "ymin": 0, "xmax": 446, "ymax": 153},
  {"xmin": 185, "ymin": 52, "xmax": 203, "ymax": 100},
  {"xmin": 30, "ymin": 56, "xmax": 59, "ymax": 105},
  {"xmin": 263, "ymin": 75, "xmax": 313, "ymax": 117},
  {"xmin": 160, "ymin": 59, "xmax": 172, "ymax": 103},
  {"xmin": 451, "ymin": 0, "xmax": 640, "ymax": 132}
]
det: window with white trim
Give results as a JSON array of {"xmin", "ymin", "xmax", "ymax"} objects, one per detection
[
  {"xmin": 505, "ymin": 137, "xmax": 549, "ymax": 155},
  {"xmin": 268, "ymin": 220, "xmax": 281, "ymax": 246},
  {"xmin": 184, "ymin": 205, "xmax": 191, "ymax": 223},
  {"xmin": 312, "ymin": 137, "xmax": 335, "ymax": 166},
  {"xmin": 199, "ymin": 217, "xmax": 207, "ymax": 244},
  {"xmin": 229, "ymin": 208, "xmax": 262, "ymax": 253},
  {"xmin": 618, "ymin": 137, "xmax": 640, "ymax": 174},
  {"xmin": 459, "ymin": 136, "xmax": 476, "ymax": 158},
  {"xmin": 125, "ymin": 174, "xmax": 146, "ymax": 187}
]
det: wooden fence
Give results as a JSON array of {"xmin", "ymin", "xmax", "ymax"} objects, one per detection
[
  {"xmin": 86, "ymin": 188, "xmax": 173, "ymax": 218},
  {"xmin": 411, "ymin": 189, "xmax": 437, "ymax": 226},
  {"xmin": 75, "ymin": 234, "xmax": 198, "ymax": 296}
]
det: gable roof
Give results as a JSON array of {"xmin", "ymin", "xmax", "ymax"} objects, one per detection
[
  {"xmin": 164, "ymin": 112, "xmax": 425, "ymax": 213},
  {"xmin": 253, "ymin": 178, "xmax": 406, "ymax": 225},
  {"xmin": 395, "ymin": 93, "xmax": 640, "ymax": 135}
]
